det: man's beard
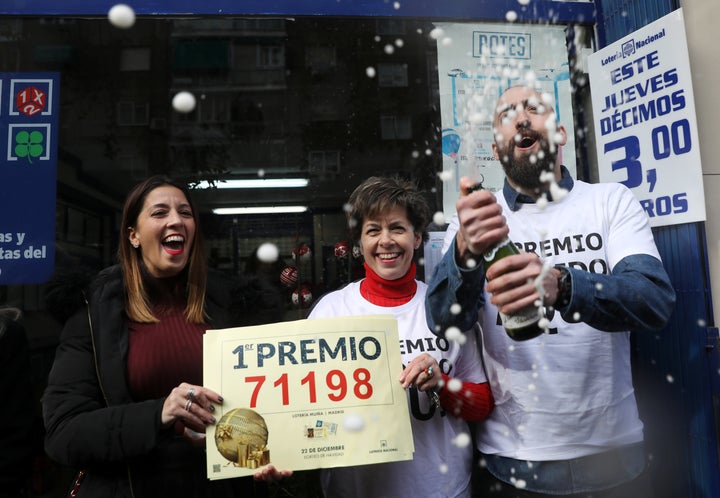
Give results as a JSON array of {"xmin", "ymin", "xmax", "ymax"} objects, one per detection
[{"xmin": 497, "ymin": 136, "xmax": 558, "ymax": 194}]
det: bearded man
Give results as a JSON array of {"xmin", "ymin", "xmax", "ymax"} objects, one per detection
[{"xmin": 425, "ymin": 85, "xmax": 675, "ymax": 497}]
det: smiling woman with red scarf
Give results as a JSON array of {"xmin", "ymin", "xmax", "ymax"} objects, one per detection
[{"xmin": 308, "ymin": 176, "xmax": 494, "ymax": 498}]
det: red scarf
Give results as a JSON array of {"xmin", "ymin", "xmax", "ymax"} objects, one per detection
[{"xmin": 360, "ymin": 262, "xmax": 417, "ymax": 307}]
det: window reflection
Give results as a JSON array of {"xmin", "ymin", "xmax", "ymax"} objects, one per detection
[{"xmin": 0, "ymin": 16, "xmax": 447, "ymax": 318}]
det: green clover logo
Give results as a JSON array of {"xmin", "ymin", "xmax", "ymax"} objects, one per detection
[{"xmin": 14, "ymin": 130, "xmax": 45, "ymax": 163}]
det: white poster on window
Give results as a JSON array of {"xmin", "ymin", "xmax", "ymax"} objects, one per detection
[
  {"xmin": 587, "ymin": 8, "xmax": 705, "ymax": 227},
  {"xmin": 435, "ymin": 22, "xmax": 577, "ymax": 217}
]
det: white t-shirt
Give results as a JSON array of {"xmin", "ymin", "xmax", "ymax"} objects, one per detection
[
  {"xmin": 309, "ymin": 280, "xmax": 487, "ymax": 498},
  {"xmin": 443, "ymin": 180, "xmax": 658, "ymax": 461}
]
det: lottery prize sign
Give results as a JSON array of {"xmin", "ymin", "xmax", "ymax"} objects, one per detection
[
  {"xmin": 203, "ymin": 315, "xmax": 414, "ymax": 480},
  {"xmin": 588, "ymin": 8, "xmax": 705, "ymax": 227}
]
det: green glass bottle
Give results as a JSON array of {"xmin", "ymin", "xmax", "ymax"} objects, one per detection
[{"xmin": 483, "ymin": 238, "xmax": 545, "ymax": 341}]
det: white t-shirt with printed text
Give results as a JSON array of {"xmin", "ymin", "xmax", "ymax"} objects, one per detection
[
  {"xmin": 309, "ymin": 280, "xmax": 487, "ymax": 498},
  {"xmin": 443, "ymin": 180, "xmax": 659, "ymax": 461}
]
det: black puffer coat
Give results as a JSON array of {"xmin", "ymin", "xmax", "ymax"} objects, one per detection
[
  {"xmin": 42, "ymin": 265, "xmax": 284, "ymax": 498},
  {"xmin": 0, "ymin": 318, "xmax": 35, "ymax": 497}
]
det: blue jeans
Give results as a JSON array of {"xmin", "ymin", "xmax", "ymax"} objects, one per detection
[{"xmin": 472, "ymin": 443, "xmax": 653, "ymax": 497}]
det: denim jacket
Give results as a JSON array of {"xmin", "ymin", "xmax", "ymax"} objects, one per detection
[{"xmin": 424, "ymin": 169, "xmax": 676, "ymax": 493}]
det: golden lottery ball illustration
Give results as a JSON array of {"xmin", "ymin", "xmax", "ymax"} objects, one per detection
[{"xmin": 215, "ymin": 408, "xmax": 270, "ymax": 468}]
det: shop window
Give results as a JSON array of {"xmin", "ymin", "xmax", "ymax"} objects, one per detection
[
  {"xmin": 117, "ymin": 154, "xmax": 149, "ymax": 180},
  {"xmin": 376, "ymin": 19, "xmax": 406, "ymax": 36},
  {"xmin": 116, "ymin": 101, "xmax": 149, "ymax": 126},
  {"xmin": 308, "ymin": 150, "xmax": 341, "ymax": 178},
  {"xmin": 257, "ymin": 45, "xmax": 285, "ymax": 69},
  {"xmin": 306, "ymin": 46, "xmax": 337, "ymax": 74},
  {"xmin": 0, "ymin": 19, "xmax": 23, "ymax": 41},
  {"xmin": 198, "ymin": 94, "xmax": 231, "ymax": 123},
  {"xmin": 426, "ymin": 50, "xmax": 440, "ymax": 102},
  {"xmin": 380, "ymin": 115, "xmax": 412, "ymax": 140},
  {"xmin": 378, "ymin": 63, "xmax": 408, "ymax": 87},
  {"xmin": 0, "ymin": 46, "xmax": 19, "ymax": 70},
  {"xmin": 173, "ymin": 39, "xmax": 230, "ymax": 70},
  {"xmin": 233, "ymin": 18, "xmax": 286, "ymax": 32},
  {"xmin": 120, "ymin": 47, "xmax": 151, "ymax": 71}
]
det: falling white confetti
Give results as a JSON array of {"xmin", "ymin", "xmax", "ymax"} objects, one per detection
[
  {"xmin": 573, "ymin": 312, "xmax": 581, "ymax": 321},
  {"xmin": 666, "ymin": 374, "xmax": 674, "ymax": 384},
  {"xmin": 433, "ymin": 211, "xmax": 446, "ymax": 226},
  {"xmin": 394, "ymin": 39, "xmax": 404, "ymax": 48},
  {"xmin": 437, "ymin": 170, "xmax": 453, "ymax": 182},
  {"xmin": 257, "ymin": 168, "xmax": 265, "ymax": 178},
  {"xmin": 439, "ymin": 463, "xmax": 449, "ymax": 474},
  {"xmin": 469, "ymin": 112, "xmax": 485, "ymax": 124},
  {"xmin": 384, "ymin": 44, "xmax": 395, "ymax": 54},
  {"xmin": 450, "ymin": 303, "xmax": 462, "ymax": 315},
  {"xmin": 429, "ymin": 27, "xmax": 445, "ymax": 40},
  {"xmin": 447, "ymin": 378, "xmax": 462, "ymax": 392},
  {"xmin": 393, "ymin": 1, "xmax": 401, "ymax": 9},
  {"xmin": 366, "ymin": 66, "xmax": 376, "ymax": 78},
  {"xmin": 256, "ymin": 243, "xmax": 279, "ymax": 263},
  {"xmin": 172, "ymin": 91, "xmax": 196, "ymax": 113},
  {"xmin": 453, "ymin": 432, "xmax": 471, "ymax": 448},
  {"xmin": 342, "ymin": 414, "xmax": 365, "ymax": 432},
  {"xmin": 108, "ymin": 4, "xmax": 136, "ymax": 29},
  {"xmin": 445, "ymin": 327, "xmax": 467, "ymax": 345},
  {"xmin": 518, "ymin": 0, "xmax": 530, "ymax": 4},
  {"xmin": 549, "ymin": 183, "xmax": 569, "ymax": 201},
  {"xmin": 506, "ymin": 10, "xmax": 518, "ymax": 22},
  {"xmin": 511, "ymin": 478, "xmax": 528, "ymax": 489}
]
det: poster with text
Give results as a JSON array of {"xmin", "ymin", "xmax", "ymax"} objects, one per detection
[
  {"xmin": 435, "ymin": 22, "xmax": 577, "ymax": 216},
  {"xmin": 0, "ymin": 73, "xmax": 59, "ymax": 284},
  {"xmin": 588, "ymin": 8, "xmax": 705, "ymax": 227},
  {"xmin": 203, "ymin": 315, "xmax": 414, "ymax": 480}
]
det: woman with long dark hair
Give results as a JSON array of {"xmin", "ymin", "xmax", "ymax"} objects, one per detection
[{"xmin": 43, "ymin": 175, "xmax": 285, "ymax": 497}]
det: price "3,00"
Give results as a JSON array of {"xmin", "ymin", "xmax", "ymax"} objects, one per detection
[{"xmin": 245, "ymin": 369, "xmax": 373, "ymax": 407}]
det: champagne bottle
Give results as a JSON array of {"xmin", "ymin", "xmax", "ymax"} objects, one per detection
[
  {"xmin": 466, "ymin": 182, "xmax": 545, "ymax": 341},
  {"xmin": 483, "ymin": 237, "xmax": 545, "ymax": 341}
]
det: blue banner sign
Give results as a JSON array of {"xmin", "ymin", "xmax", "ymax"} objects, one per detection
[
  {"xmin": 588, "ymin": 9, "xmax": 705, "ymax": 228},
  {"xmin": 0, "ymin": 72, "xmax": 60, "ymax": 284}
]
